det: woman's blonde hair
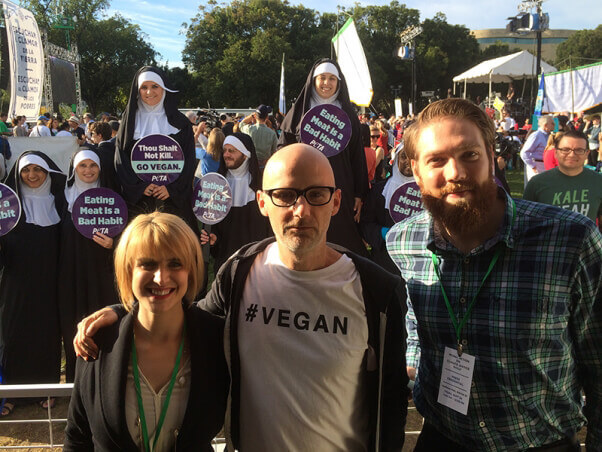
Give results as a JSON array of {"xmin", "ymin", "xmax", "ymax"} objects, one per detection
[
  {"xmin": 207, "ymin": 128, "xmax": 225, "ymax": 161},
  {"xmin": 114, "ymin": 212, "xmax": 204, "ymax": 310}
]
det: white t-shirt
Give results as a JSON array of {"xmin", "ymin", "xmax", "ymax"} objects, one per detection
[
  {"xmin": 238, "ymin": 243, "xmax": 370, "ymax": 451},
  {"xmin": 501, "ymin": 116, "xmax": 516, "ymax": 131},
  {"xmin": 29, "ymin": 125, "xmax": 51, "ymax": 137},
  {"xmin": 55, "ymin": 130, "xmax": 72, "ymax": 137}
]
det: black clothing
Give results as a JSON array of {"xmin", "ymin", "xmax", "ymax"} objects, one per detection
[
  {"xmin": 95, "ymin": 141, "xmax": 119, "ymax": 192},
  {"xmin": 58, "ymin": 149, "xmax": 120, "ymax": 382},
  {"xmin": 0, "ymin": 151, "xmax": 65, "ymax": 387},
  {"xmin": 115, "ymin": 66, "xmax": 199, "ymax": 233},
  {"xmin": 278, "ymin": 58, "xmax": 369, "ymax": 256},
  {"xmin": 360, "ymin": 180, "xmax": 399, "ymax": 275},
  {"xmin": 64, "ymin": 303, "xmax": 229, "ymax": 451},
  {"xmin": 211, "ymin": 132, "xmax": 271, "ymax": 274},
  {"xmin": 200, "ymin": 237, "xmax": 408, "ymax": 451}
]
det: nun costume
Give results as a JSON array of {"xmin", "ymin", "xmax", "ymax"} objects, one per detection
[
  {"xmin": 115, "ymin": 66, "xmax": 198, "ymax": 233},
  {"xmin": 211, "ymin": 132, "xmax": 272, "ymax": 274},
  {"xmin": 278, "ymin": 58, "xmax": 369, "ymax": 256},
  {"xmin": 0, "ymin": 151, "xmax": 64, "ymax": 398},
  {"xmin": 360, "ymin": 149, "xmax": 415, "ymax": 275},
  {"xmin": 58, "ymin": 149, "xmax": 120, "ymax": 382}
]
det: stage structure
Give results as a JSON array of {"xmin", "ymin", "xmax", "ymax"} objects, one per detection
[{"xmin": 41, "ymin": 29, "xmax": 82, "ymax": 116}]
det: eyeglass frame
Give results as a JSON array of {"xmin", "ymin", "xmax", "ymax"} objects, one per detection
[
  {"xmin": 262, "ymin": 186, "xmax": 336, "ymax": 207},
  {"xmin": 557, "ymin": 147, "xmax": 588, "ymax": 156}
]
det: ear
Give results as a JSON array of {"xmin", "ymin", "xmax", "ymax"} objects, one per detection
[
  {"xmin": 330, "ymin": 189, "xmax": 342, "ymax": 217},
  {"xmin": 256, "ymin": 190, "xmax": 269, "ymax": 218}
]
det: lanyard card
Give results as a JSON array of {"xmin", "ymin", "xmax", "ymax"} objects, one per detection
[{"xmin": 437, "ymin": 346, "xmax": 475, "ymax": 415}]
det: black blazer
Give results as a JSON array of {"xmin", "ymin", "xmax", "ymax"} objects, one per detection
[{"xmin": 64, "ymin": 303, "xmax": 229, "ymax": 451}]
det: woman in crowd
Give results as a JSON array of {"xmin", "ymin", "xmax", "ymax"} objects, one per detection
[
  {"xmin": 58, "ymin": 149, "xmax": 120, "ymax": 382},
  {"xmin": 370, "ymin": 125, "xmax": 386, "ymax": 182},
  {"xmin": 11, "ymin": 116, "xmax": 27, "ymax": 137},
  {"xmin": 115, "ymin": 66, "xmax": 198, "ymax": 233},
  {"xmin": 64, "ymin": 212, "xmax": 228, "ymax": 451},
  {"xmin": 360, "ymin": 147, "xmax": 414, "ymax": 275},
  {"xmin": 50, "ymin": 118, "xmax": 60, "ymax": 135},
  {"xmin": 195, "ymin": 127, "xmax": 224, "ymax": 177},
  {"xmin": 278, "ymin": 58, "xmax": 369, "ymax": 255},
  {"xmin": 0, "ymin": 151, "xmax": 65, "ymax": 416},
  {"xmin": 360, "ymin": 124, "xmax": 376, "ymax": 185}
]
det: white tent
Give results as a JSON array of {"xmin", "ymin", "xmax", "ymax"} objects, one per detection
[
  {"xmin": 541, "ymin": 61, "xmax": 602, "ymax": 113},
  {"xmin": 452, "ymin": 50, "xmax": 557, "ymax": 102}
]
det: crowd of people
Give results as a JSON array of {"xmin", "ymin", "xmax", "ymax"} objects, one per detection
[{"xmin": 0, "ymin": 60, "xmax": 600, "ymax": 452}]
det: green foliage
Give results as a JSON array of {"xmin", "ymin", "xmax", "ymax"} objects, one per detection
[
  {"xmin": 183, "ymin": 0, "xmax": 335, "ymax": 108},
  {"xmin": 556, "ymin": 25, "xmax": 602, "ymax": 69},
  {"xmin": 21, "ymin": 0, "xmax": 157, "ymax": 115}
]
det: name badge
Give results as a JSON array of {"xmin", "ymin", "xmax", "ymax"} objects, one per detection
[{"xmin": 437, "ymin": 346, "xmax": 475, "ymax": 415}]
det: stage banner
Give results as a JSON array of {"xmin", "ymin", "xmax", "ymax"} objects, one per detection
[{"xmin": 2, "ymin": 1, "xmax": 44, "ymax": 118}]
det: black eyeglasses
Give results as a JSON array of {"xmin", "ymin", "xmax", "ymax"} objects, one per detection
[
  {"xmin": 557, "ymin": 147, "xmax": 588, "ymax": 155},
  {"xmin": 263, "ymin": 186, "xmax": 336, "ymax": 207}
]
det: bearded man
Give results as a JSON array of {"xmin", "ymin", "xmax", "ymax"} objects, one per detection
[{"xmin": 386, "ymin": 98, "xmax": 602, "ymax": 451}]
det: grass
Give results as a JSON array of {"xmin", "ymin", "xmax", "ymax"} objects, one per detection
[{"xmin": 506, "ymin": 167, "xmax": 524, "ymax": 199}]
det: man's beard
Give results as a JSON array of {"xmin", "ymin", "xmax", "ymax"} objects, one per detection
[{"xmin": 420, "ymin": 176, "xmax": 499, "ymax": 236}]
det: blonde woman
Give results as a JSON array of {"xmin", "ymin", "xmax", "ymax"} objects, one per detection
[
  {"xmin": 65, "ymin": 212, "xmax": 228, "ymax": 451},
  {"xmin": 196, "ymin": 128, "xmax": 224, "ymax": 176}
]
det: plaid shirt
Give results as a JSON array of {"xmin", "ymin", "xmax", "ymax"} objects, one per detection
[{"xmin": 386, "ymin": 192, "xmax": 602, "ymax": 450}]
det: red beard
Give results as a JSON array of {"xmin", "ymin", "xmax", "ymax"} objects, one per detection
[{"xmin": 420, "ymin": 177, "xmax": 499, "ymax": 236}]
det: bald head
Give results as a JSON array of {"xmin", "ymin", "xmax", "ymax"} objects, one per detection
[{"xmin": 263, "ymin": 143, "xmax": 335, "ymax": 190}]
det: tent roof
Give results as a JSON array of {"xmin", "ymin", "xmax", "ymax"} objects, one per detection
[{"xmin": 453, "ymin": 50, "xmax": 557, "ymax": 84}]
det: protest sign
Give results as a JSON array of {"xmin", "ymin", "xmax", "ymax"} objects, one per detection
[
  {"xmin": 300, "ymin": 104, "xmax": 351, "ymax": 157},
  {"xmin": 193, "ymin": 173, "xmax": 232, "ymax": 225},
  {"xmin": 388, "ymin": 182, "xmax": 423, "ymax": 223},
  {"xmin": 0, "ymin": 183, "xmax": 21, "ymax": 236},
  {"xmin": 72, "ymin": 188, "xmax": 128, "ymax": 239},
  {"xmin": 131, "ymin": 134, "xmax": 184, "ymax": 185}
]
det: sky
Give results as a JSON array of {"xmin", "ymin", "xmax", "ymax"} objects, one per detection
[{"xmin": 106, "ymin": 0, "xmax": 601, "ymax": 68}]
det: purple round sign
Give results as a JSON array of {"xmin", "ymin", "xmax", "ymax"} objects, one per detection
[
  {"xmin": 71, "ymin": 188, "xmax": 128, "ymax": 239},
  {"xmin": 300, "ymin": 104, "xmax": 351, "ymax": 157},
  {"xmin": 192, "ymin": 173, "xmax": 232, "ymax": 225},
  {"xmin": 389, "ymin": 182, "xmax": 423, "ymax": 223},
  {"xmin": 0, "ymin": 183, "xmax": 21, "ymax": 236},
  {"xmin": 131, "ymin": 134, "xmax": 184, "ymax": 186}
]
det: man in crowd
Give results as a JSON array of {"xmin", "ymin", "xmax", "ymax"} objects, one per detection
[
  {"xmin": 68, "ymin": 116, "xmax": 86, "ymax": 145},
  {"xmin": 524, "ymin": 130, "xmax": 602, "ymax": 229},
  {"xmin": 75, "ymin": 143, "xmax": 407, "ymax": 451},
  {"xmin": 387, "ymin": 98, "xmax": 601, "ymax": 451},
  {"xmin": 0, "ymin": 112, "xmax": 10, "ymax": 136},
  {"xmin": 520, "ymin": 114, "xmax": 555, "ymax": 182},
  {"xmin": 240, "ymin": 104, "xmax": 278, "ymax": 170},
  {"xmin": 200, "ymin": 132, "xmax": 271, "ymax": 275},
  {"xmin": 82, "ymin": 112, "xmax": 94, "ymax": 139},
  {"xmin": 108, "ymin": 120, "xmax": 119, "ymax": 143}
]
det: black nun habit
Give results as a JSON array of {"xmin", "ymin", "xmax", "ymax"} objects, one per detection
[
  {"xmin": 278, "ymin": 58, "xmax": 369, "ymax": 256},
  {"xmin": 115, "ymin": 66, "xmax": 199, "ymax": 233},
  {"xmin": 0, "ymin": 151, "xmax": 64, "ymax": 389},
  {"xmin": 58, "ymin": 149, "xmax": 120, "ymax": 382},
  {"xmin": 211, "ymin": 132, "xmax": 272, "ymax": 274}
]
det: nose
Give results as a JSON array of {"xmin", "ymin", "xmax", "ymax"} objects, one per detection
[
  {"xmin": 443, "ymin": 158, "xmax": 466, "ymax": 182},
  {"xmin": 292, "ymin": 194, "xmax": 310, "ymax": 216},
  {"xmin": 153, "ymin": 265, "xmax": 170, "ymax": 286}
]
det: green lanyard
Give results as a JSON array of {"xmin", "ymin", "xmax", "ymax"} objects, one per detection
[
  {"xmin": 431, "ymin": 199, "xmax": 516, "ymax": 356},
  {"xmin": 131, "ymin": 324, "xmax": 186, "ymax": 452}
]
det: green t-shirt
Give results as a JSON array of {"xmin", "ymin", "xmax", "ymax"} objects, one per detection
[
  {"xmin": 524, "ymin": 167, "xmax": 602, "ymax": 222},
  {"xmin": 0, "ymin": 121, "xmax": 8, "ymax": 134}
]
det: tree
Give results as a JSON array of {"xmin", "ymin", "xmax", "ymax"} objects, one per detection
[
  {"xmin": 21, "ymin": 0, "xmax": 157, "ymax": 115},
  {"xmin": 183, "ymin": 0, "xmax": 336, "ymax": 108},
  {"xmin": 556, "ymin": 25, "xmax": 602, "ymax": 69}
]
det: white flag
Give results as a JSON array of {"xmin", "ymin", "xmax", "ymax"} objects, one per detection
[
  {"xmin": 332, "ymin": 18, "xmax": 373, "ymax": 107},
  {"xmin": 279, "ymin": 54, "xmax": 286, "ymax": 115}
]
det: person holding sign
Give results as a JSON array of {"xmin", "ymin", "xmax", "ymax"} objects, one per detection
[
  {"xmin": 360, "ymin": 148, "xmax": 416, "ymax": 275},
  {"xmin": 58, "ymin": 149, "xmax": 121, "ymax": 382},
  {"xmin": 386, "ymin": 99, "xmax": 602, "ymax": 450},
  {"xmin": 201, "ymin": 132, "xmax": 272, "ymax": 275},
  {"xmin": 115, "ymin": 66, "xmax": 198, "ymax": 233},
  {"xmin": 0, "ymin": 151, "xmax": 65, "ymax": 416},
  {"xmin": 279, "ymin": 58, "xmax": 369, "ymax": 256},
  {"xmin": 64, "ymin": 212, "xmax": 228, "ymax": 451}
]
